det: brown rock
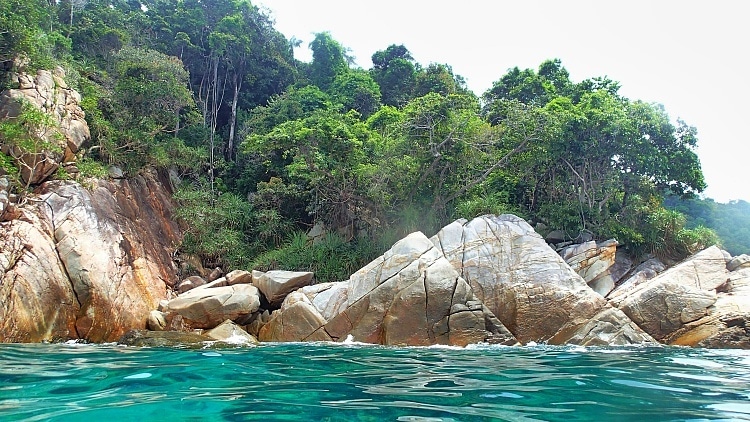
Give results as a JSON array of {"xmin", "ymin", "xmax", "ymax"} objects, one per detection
[
  {"xmin": 613, "ymin": 246, "xmax": 730, "ymax": 343},
  {"xmin": 0, "ymin": 169, "xmax": 180, "ymax": 343}
]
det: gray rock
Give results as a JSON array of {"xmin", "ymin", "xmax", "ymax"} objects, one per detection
[
  {"xmin": 107, "ymin": 166, "xmax": 125, "ymax": 179},
  {"xmin": 253, "ymin": 270, "xmax": 314, "ymax": 307},
  {"xmin": 147, "ymin": 310, "xmax": 167, "ymax": 331},
  {"xmin": 728, "ymin": 254, "xmax": 750, "ymax": 272}
]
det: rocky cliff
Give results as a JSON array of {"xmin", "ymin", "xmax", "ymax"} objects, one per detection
[
  {"xmin": 0, "ymin": 67, "xmax": 90, "ymax": 185},
  {"xmin": 0, "ymin": 170, "xmax": 180, "ymax": 342}
]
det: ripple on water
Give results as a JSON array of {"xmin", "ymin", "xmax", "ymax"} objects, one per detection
[{"xmin": 0, "ymin": 343, "xmax": 749, "ymax": 421}]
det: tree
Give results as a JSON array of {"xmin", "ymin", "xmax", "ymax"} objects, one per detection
[
  {"xmin": 107, "ymin": 46, "xmax": 195, "ymax": 167},
  {"xmin": 413, "ymin": 63, "xmax": 468, "ymax": 98},
  {"xmin": 0, "ymin": 98, "xmax": 63, "ymax": 190},
  {"xmin": 370, "ymin": 44, "xmax": 416, "ymax": 106},
  {"xmin": 329, "ymin": 69, "xmax": 381, "ymax": 118},
  {"xmin": 245, "ymin": 109, "xmax": 379, "ymax": 233},
  {"xmin": 308, "ymin": 32, "xmax": 348, "ymax": 90},
  {"xmin": 0, "ymin": 0, "xmax": 57, "ymax": 69}
]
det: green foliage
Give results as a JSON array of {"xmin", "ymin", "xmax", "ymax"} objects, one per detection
[
  {"xmin": 308, "ymin": 32, "xmax": 348, "ymax": 90},
  {"xmin": 76, "ymin": 157, "xmax": 109, "ymax": 179},
  {"xmin": 173, "ymin": 182, "xmax": 254, "ymax": 270},
  {"xmin": 0, "ymin": 0, "xmax": 62, "ymax": 70},
  {"xmin": 330, "ymin": 69, "xmax": 382, "ymax": 118},
  {"xmin": 642, "ymin": 208, "xmax": 719, "ymax": 261},
  {"xmin": 112, "ymin": 46, "xmax": 194, "ymax": 135},
  {"xmin": 370, "ymin": 44, "xmax": 416, "ymax": 106},
  {"xmin": 6, "ymin": 0, "xmax": 717, "ymax": 275},
  {"xmin": 665, "ymin": 196, "xmax": 750, "ymax": 255},
  {"xmin": 454, "ymin": 193, "xmax": 523, "ymax": 221},
  {"xmin": 251, "ymin": 231, "xmax": 383, "ymax": 284},
  {"xmin": 0, "ymin": 98, "xmax": 63, "ymax": 189}
]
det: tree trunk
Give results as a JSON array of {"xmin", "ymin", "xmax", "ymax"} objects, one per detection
[{"xmin": 227, "ymin": 70, "xmax": 242, "ymax": 162}]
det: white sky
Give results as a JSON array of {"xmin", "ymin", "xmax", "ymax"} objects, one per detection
[{"xmin": 256, "ymin": 0, "xmax": 749, "ymax": 203}]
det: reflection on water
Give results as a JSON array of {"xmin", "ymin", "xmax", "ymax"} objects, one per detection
[{"xmin": 0, "ymin": 342, "xmax": 749, "ymax": 421}]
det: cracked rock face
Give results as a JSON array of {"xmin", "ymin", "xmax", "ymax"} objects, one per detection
[
  {"xmin": 259, "ymin": 215, "xmax": 654, "ymax": 347},
  {"xmin": 612, "ymin": 246, "xmax": 750, "ymax": 348},
  {"xmin": 0, "ymin": 170, "xmax": 180, "ymax": 342},
  {"xmin": 0, "ymin": 208, "xmax": 79, "ymax": 342},
  {"xmin": 260, "ymin": 231, "xmax": 518, "ymax": 346},
  {"xmin": 430, "ymin": 215, "xmax": 653, "ymax": 345},
  {"xmin": 611, "ymin": 246, "xmax": 730, "ymax": 343}
]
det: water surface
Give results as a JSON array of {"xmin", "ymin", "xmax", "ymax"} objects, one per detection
[{"xmin": 1, "ymin": 342, "xmax": 749, "ymax": 421}]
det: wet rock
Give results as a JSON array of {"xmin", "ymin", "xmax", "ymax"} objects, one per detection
[
  {"xmin": 206, "ymin": 320, "xmax": 259, "ymax": 345},
  {"xmin": 118, "ymin": 329, "xmax": 212, "ymax": 348}
]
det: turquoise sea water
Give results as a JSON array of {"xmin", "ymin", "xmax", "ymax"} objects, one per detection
[{"xmin": 0, "ymin": 342, "xmax": 749, "ymax": 421}]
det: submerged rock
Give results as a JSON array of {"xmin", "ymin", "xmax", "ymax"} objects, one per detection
[{"xmin": 118, "ymin": 329, "xmax": 213, "ymax": 348}]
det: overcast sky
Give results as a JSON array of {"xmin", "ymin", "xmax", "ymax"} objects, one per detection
[{"xmin": 256, "ymin": 0, "xmax": 748, "ymax": 203}]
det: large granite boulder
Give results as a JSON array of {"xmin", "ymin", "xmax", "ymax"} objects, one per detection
[
  {"xmin": 252, "ymin": 270, "xmax": 314, "ymax": 307},
  {"xmin": 0, "ymin": 68, "xmax": 90, "ymax": 185},
  {"xmin": 646, "ymin": 255, "xmax": 750, "ymax": 348},
  {"xmin": 260, "ymin": 232, "xmax": 518, "ymax": 346},
  {"xmin": 164, "ymin": 283, "xmax": 261, "ymax": 329},
  {"xmin": 260, "ymin": 215, "xmax": 654, "ymax": 347},
  {"xmin": 430, "ymin": 215, "xmax": 653, "ymax": 345},
  {"xmin": 0, "ymin": 169, "xmax": 181, "ymax": 342},
  {"xmin": 610, "ymin": 246, "xmax": 730, "ymax": 343}
]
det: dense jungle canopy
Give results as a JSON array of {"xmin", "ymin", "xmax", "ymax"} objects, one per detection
[{"xmin": 2, "ymin": 0, "xmax": 739, "ymax": 281}]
